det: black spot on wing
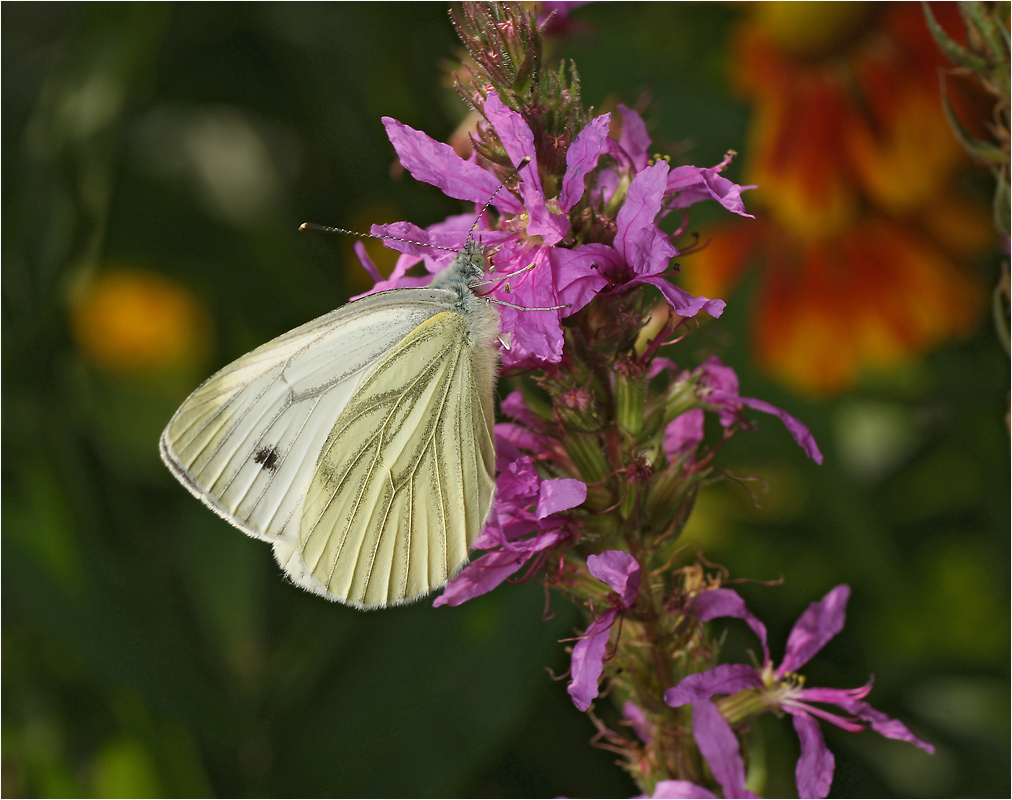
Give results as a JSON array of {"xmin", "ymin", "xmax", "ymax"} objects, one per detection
[{"xmin": 254, "ymin": 445, "xmax": 280, "ymax": 472}]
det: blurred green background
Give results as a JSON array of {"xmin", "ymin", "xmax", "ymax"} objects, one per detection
[{"xmin": 3, "ymin": 3, "xmax": 1008, "ymax": 797}]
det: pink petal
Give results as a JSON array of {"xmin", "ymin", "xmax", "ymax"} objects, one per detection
[
  {"xmin": 369, "ymin": 221, "xmax": 458, "ymax": 266},
  {"xmin": 494, "ymin": 256, "xmax": 566, "ymax": 368},
  {"xmin": 586, "ymin": 550, "xmax": 641, "ymax": 607},
  {"xmin": 699, "ymin": 356, "xmax": 740, "ymax": 396},
  {"xmin": 797, "ymin": 682, "xmax": 873, "ymax": 706},
  {"xmin": 493, "ymin": 424, "xmax": 543, "ymax": 467},
  {"xmin": 560, "ymin": 112, "xmax": 612, "ymax": 211},
  {"xmin": 549, "ymin": 244, "xmax": 614, "ymax": 315},
  {"xmin": 382, "ymin": 117, "xmax": 523, "ymax": 214},
  {"xmin": 840, "ymin": 699, "xmax": 935, "ymax": 754},
  {"xmin": 705, "ymin": 389, "xmax": 823, "ymax": 465},
  {"xmin": 500, "ymin": 390, "xmax": 543, "ymax": 429},
  {"xmin": 632, "ymin": 276, "xmax": 726, "ymax": 319},
  {"xmin": 791, "ymin": 711, "xmax": 835, "ymax": 799},
  {"xmin": 536, "ymin": 478, "xmax": 587, "ymax": 519},
  {"xmin": 666, "ymin": 163, "xmax": 755, "ymax": 218},
  {"xmin": 434, "ymin": 530, "xmax": 564, "ymax": 607},
  {"xmin": 614, "ymin": 162, "xmax": 675, "ymax": 275},
  {"xmin": 614, "ymin": 103, "xmax": 651, "ymax": 171},
  {"xmin": 353, "ymin": 241, "xmax": 381, "ymax": 282},
  {"xmin": 737, "ymin": 396, "xmax": 823, "ymax": 465},
  {"xmin": 691, "ymin": 588, "xmax": 770, "ymax": 664},
  {"xmin": 496, "ymin": 455, "xmax": 542, "ymax": 502},
  {"xmin": 664, "ymin": 409, "xmax": 705, "ymax": 461},
  {"xmin": 693, "ymin": 700, "xmax": 754, "ymax": 799},
  {"xmin": 782, "ymin": 697, "xmax": 866, "ymax": 733},
  {"xmin": 647, "ymin": 357, "xmax": 679, "ymax": 379},
  {"xmin": 483, "ymin": 93, "xmax": 569, "ymax": 244},
  {"xmin": 567, "ymin": 609, "xmax": 617, "ymax": 711},
  {"xmin": 650, "ymin": 780, "xmax": 718, "ymax": 799},
  {"xmin": 624, "ymin": 701, "xmax": 653, "ymax": 744},
  {"xmin": 433, "ymin": 548, "xmax": 526, "ymax": 607},
  {"xmin": 664, "ymin": 664, "xmax": 763, "ymax": 708},
  {"xmin": 778, "ymin": 585, "xmax": 850, "ymax": 678}
]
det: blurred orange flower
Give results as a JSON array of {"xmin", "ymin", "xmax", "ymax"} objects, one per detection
[
  {"xmin": 71, "ymin": 268, "xmax": 210, "ymax": 374},
  {"xmin": 689, "ymin": 3, "xmax": 993, "ymax": 395}
]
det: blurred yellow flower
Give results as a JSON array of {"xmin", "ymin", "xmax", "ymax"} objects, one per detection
[
  {"xmin": 71, "ymin": 268, "xmax": 210, "ymax": 373},
  {"xmin": 690, "ymin": 3, "xmax": 993, "ymax": 396}
]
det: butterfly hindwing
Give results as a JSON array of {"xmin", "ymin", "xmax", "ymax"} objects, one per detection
[{"xmin": 275, "ymin": 309, "xmax": 497, "ymax": 608}]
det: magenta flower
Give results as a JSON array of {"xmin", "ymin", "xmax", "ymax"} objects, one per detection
[
  {"xmin": 664, "ymin": 585, "xmax": 934, "ymax": 799},
  {"xmin": 556, "ymin": 160, "xmax": 728, "ymax": 321},
  {"xmin": 369, "ymin": 95, "xmax": 614, "ymax": 367},
  {"xmin": 663, "ymin": 357, "xmax": 823, "ymax": 465},
  {"xmin": 434, "ymin": 432, "xmax": 586, "ymax": 607},
  {"xmin": 665, "ymin": 150, "xmax": 755, "ymax": 218},
  {"xmin": 358, "ymin": 97, "xmax": 751, "ymax": 368},
  {"xmin": 567, "ymin": 550, "xmax": 641, "ymax": 711},
  {"xmin": 605, "ymin": 105, "xmax": 753, "ymax": 217}
]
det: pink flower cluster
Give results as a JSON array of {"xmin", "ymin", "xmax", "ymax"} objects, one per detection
[
  {"xmin": 356, "ymin": 94, "xmax": 751, "ymax": 369},
  {"xmin": 347, "ymin": 79, "xmax": 931, "ymax": 797}
]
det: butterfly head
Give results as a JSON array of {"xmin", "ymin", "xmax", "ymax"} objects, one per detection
[{"xmin": 456, "ymin": 238, "xmax": 490, "ymax": 285}]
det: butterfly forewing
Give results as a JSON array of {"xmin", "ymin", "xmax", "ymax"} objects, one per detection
[
  {"xmin": 289, "ymin": 309, "xmax": 497, "ymax": 608},
  {"xmin": 160, "ymin": 289, "xmax": 459, "ymax": 542}
]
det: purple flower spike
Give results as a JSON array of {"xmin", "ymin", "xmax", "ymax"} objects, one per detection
[
  {"xmin": 372, "ymin": 97, "xmax": 750, "ymax": 367},
  {"xmin": 665, "ymin": 584, "xmax": 934, "ymax": 799}
]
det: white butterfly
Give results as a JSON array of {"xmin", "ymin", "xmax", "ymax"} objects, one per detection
[{"xmin": 160, "ymin": 239, "xmax": 500, "ymax": 609}]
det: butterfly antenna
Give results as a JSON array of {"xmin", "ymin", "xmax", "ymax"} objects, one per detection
[
  {"xmin": 301, "ymin": 155, "xmax": 531, "ymax": 254},
  {"xmin": 466, "ymin": 156, "xmax": 532, "ymax": 243},
  {"xmin": 297, "ymin": 223, "xmax": 460, "ymax": 253}
]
